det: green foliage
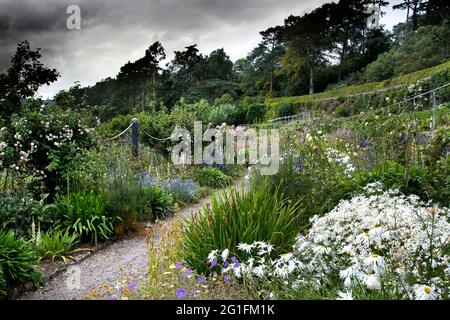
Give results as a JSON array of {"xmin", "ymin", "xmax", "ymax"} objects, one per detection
[
  {"xmin": 277, "ymin": 102, "xmax": 295, "ymax": 118},
  {"xmin": 137, "ymin": 186, "xmax": 173, "ymax": 220},
  {"xmin": 0, "ymin": 231, "xmax": 41, "ymax": 296},
  {"xmin": 0, "ymin": 100, "xmax": 97, "ymax": 195},
  {"xmin": 364, "ymin": 23, "xmax": 450, "ymax": 83},
  {"xmin": 35, "ymin": 228, "xmax": 83, "ymax": 263},
  {"xmin": 181, "ymin": 182, "xmax": 301, "ymax": 273},
  {"xmin": 196, "ymin": 167, "xmax": 232, "ymax": 189},
  {"xmin": 358, "ymin": 159, "xmax": 449, "ymax": 206},
  {"xmin": 245, "ymin": 103, "xmax": 265, "ymax": 124},
  {"xmin": 0, "ymin": 192, "xmax": 55, "ymax": 237},
  {"xmin": 208, "ymin": 103, "xmax": 240, "ymax": 125},
  {"xmin": 55, "ymin": 192, "xmax": 114, "ymax": 244}
]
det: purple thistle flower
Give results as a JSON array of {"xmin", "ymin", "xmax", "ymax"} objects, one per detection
[
  {"xmin": 128, "ymin": 283, "xmax": 137, "ymax": 290},
  {"xmin": 175, "ymin": 262, "xmax": 183, "ymax": 269},
  {"xmin": 176, "ymin": 288, "xmax": 186, "ymax": 299},
  {"xmin": 210, "ymin": 258, "xmax": 217, "ymax": 268},
  {"xmin": 224, "ymin": 275, "xmax": 231, "ymax": 283},
  {"xmin": 198, "ymin": 275, "xmax": 206, "ymax": 283},
  {"xmin": 231, "ymin": 256, "xmax": 239, "ymax": 268}
]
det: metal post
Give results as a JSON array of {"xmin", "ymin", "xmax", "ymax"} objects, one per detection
[
  {"xmin": 131, "ymin": 118, "xmax": 139, "ymax": 158},
  {"xmin": 431, "ymin": 91, "xmax": 436, "ymax": 130}
]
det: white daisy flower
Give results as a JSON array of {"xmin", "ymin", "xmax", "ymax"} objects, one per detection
[
  {"xmin": 237, "ymin": 243, "xmax": 253, "ymax": 253},
  {"xmin": 362, "ymin": 273, "xmax": 381, "ymax": 290},
  {"xmin": 336, "ymin": 290, "xmax": 353, "ymax": 300},
  {"xmin": 413, "ymin": 285, "xmax": 438, "ymax": 300}
]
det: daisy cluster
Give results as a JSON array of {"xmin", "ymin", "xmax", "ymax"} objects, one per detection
[
  {"xmin": 212, "ymin": 183, "xmax": 449, "ymax": 300},
  {"xmin": 325, "ymin": 148, "xmax": 355, "ymax": 177}
]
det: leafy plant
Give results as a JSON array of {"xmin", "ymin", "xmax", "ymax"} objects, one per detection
[
  {"xmin": 137, "ymin": 186, "xmax": 173, "ymax": 220},
  {"xmin": 196, "ymin": 167, "xmax": 232, "ymax": 189},
  {"xmin": 0, "ymin": 191, "xmax": 55, "ymax": 237},
  {"xmin": 0, "ymin": 231, "xmax": 41, "ymax": 296},
  {"xmin": 159, "ymin": 176, "xmax": 200, "ymax": 205},
  {"xmin": 56, "ymin": 192, "xmax": 115, "ymax": 244},
  {"xmin": 182, "ymin": 182, "xmax": 301, "ymax": 273},
  {"xmin": 35, "ymin": 228, "xmax": 87, "ymax": 264}
]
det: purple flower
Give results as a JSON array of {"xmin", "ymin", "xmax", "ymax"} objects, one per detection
[
  {"xmin": 176, "ymin": 288, "xmax": 186, "ymax": 299},
  {"xmin": 198, "ymin": 275, "xmax": 206, "ymax": 283},
  {"xmin": 296, "ymin": 158, "xmax": 303, "ymax": 170},
  {"xmin": 210, "ymin": 258, "xmax": 217, "ymax": 268},
  {"xmin": 224, "ymin": 261, "xmax": 229, "ymax": 268},
  {"xmin": 108, "ymin": 296, "xmax": 118, "ymax": 301},
  {"xmin": 231, "ymin": 256, "xmax": 239, "ymax": 268},
  {"xmin": 175, "ymin": 262, "xmax": 183, "ymax": 269},
  {"xmin": 185, "ymin": 268, "xmax": 192, "ymax": 277},
  {"xmin": 224, "ymin": 275, "xmax": 231, "ymax": 283},
  {"xmin": 128, "ymin": 283, "xmax": 137, "ymax": 290}
]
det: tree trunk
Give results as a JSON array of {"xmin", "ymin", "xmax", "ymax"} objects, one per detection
[
  {"xmin": 269, "ymin": 69, "xmax": 273, "ymax": 93},
  {"xmin": 309, "ymin": 65, "xmax": 315, "ymax": 95},
  {"xmin": 152, "ymin": 71, "xmax": 156, "ymax": 99}
]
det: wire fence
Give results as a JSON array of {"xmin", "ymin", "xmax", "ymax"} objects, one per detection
[{"xmin": 268, "ymin": 83, "xmax": 450, "ymax": 128}]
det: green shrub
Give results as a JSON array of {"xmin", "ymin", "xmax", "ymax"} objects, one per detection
[
  {"xmin": 181, "ymin": 182, "xmax": 301, "ymax": 273},
  {"xmin": 196, "ymin": 167, "xmax": 232, "ymax": 189},
  {"xmin": 334, "ymin": 105, "xmax": 351, "ymax": 117},
  {"xmin": 137, "ymin": 186, "xmax": 173, "ymax": 220},
  {"xmin": 246, "ymin": 103, "xmax": 265, "ymax": 124},
  {"xmin": 208, "ymin": 103, "xmax": 240, "ymax": 125},
  {"xmin": 357, "ymin": 160, "xmax": 449, "ymax": 206},
  {"xmin": 56, "ymin": 192, "xmax": 115, "ymax": 244},
  {"xmin": 277, "ymin": 102, "xmax": 295, "ymax": 118},
  {"xmin": 0, "ymin": 231, "xmax": 41, "ymax": 296},
  {"xmin": 35, "ymin": 228, "xmax": 83, "ymax": 263},
  {"xmin": 0, "ymin": 192, "xmax": 55, "ymax": 237}
]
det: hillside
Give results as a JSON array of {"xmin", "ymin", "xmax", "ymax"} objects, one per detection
[{"xmin": 265, "ymin": 60, "xmax": 450, "ymax": 120}]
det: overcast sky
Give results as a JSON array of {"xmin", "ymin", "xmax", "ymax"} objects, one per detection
[{"xmin": 0, "ymin": 0, "xmax": 406, "ymax": 99}]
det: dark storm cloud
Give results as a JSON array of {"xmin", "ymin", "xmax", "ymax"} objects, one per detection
[{"xmin": 0, "ymin": 0, "xmax": 329, "ymax": 97}]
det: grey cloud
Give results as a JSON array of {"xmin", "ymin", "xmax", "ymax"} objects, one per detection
[{"xmin": 2, "ymin": 0, "xmax": 397, "ymax": 98}]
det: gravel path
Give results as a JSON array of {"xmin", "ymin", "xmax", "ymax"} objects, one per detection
[{"xmin": 20, "ymin": 181, "xmax": 246, "ymax": 300}]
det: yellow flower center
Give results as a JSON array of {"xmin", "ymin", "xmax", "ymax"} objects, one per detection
[{"xmin": 424, "ymin": 287, "xmax": 431, "ymax": 294}]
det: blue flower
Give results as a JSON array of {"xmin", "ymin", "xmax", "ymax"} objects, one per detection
[
  {"xmin": 231, "ymin": 256, "xmax": 239, "ymax": 268},
  {"xmin": 224, "ymin": 275, "xmax": 231, "ymax": 283},
  {"xmin": 198, "ymin": 276, "xmax": 206, "ymax": 283},
  {"xmin": 128, "ymin": 283, "xmax": 137, "ymax": 290},
  {"xmin": 224, "ymin": 261, "xmax": 229, "ymax": 268},
  {"xmin": 296, "ymin": 158, "xmax": 303, "ymax": 170},
  {"xmin": 175, "ymin": 262, "xmax": 183, "ymax": 269},
  {"xmin": 210, "ymin": 258, "xmax": 217, "ymax": 268},
  {"xmin": 176, "ymin": 288, "xmax": 186, "ymax": 299}
]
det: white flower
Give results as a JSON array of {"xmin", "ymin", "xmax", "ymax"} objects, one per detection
[
  {"xmin": 237, "ymin": 243, "xmax": 253, "ymax": 253},
  {"xmin": 207, "ymin": 250, "xmax": 218, "ymax": 262},
  {"xmin": 336, "ymin": 290, "xmax": 353, "ymax": 300},
  {"xmin": 356, "ymin": 232, "xmax": 370, "ymax": 247},
  {"xmin": 362, "ymin": 273, "xmax": 381, "ymax": 290},
  {"xmin": 413, "ymin": 285, "xmax": 438, "ymax": 300},
  {"xmin": 364, "ymin": 254, "xmax": 385, "ymax": 271},
  {"xmin": 221, "ymin": 249, "xmax": 229, "ymax": 262}
]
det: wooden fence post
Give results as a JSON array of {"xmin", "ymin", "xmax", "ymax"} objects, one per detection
[
  {"xmin": 131, "ymin": 118, "xmax": 139, "ymax": 158},
  {"xmin": 431, "ymin": 91, "xmax": 436, "ymax": 130}
]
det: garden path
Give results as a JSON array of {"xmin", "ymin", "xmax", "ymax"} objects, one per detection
[{"xmin": 19, "ymin": 180, "xmax": 247, "ymax": 300}]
